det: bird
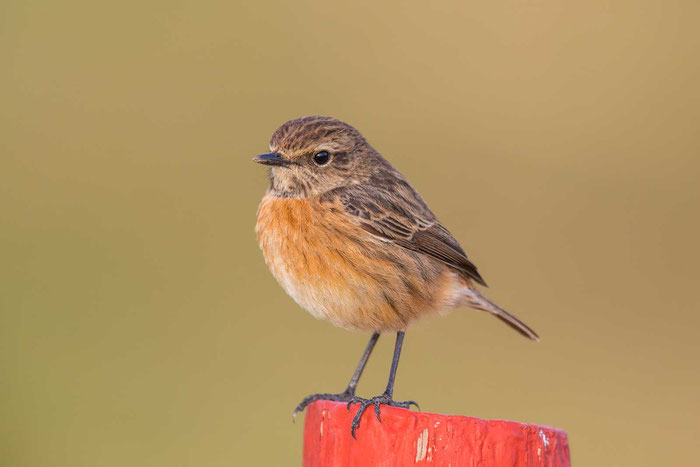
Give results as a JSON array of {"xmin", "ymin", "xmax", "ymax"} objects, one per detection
[{"xmin": 253, "ymin": 116, "xmax": 539, "ymax": 438}]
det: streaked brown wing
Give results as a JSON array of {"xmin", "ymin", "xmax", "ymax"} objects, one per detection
[{"xmin": 335, "ymin": 181, "xmax": 487, "ymax": 287}]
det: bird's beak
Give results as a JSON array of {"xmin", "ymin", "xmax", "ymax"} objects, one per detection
[{"xmin": 253, "ymin": 152, "xmax": 292, "ymax": 167}]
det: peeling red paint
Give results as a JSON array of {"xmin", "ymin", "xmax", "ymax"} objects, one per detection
[{"xmin": 303, "ymin": 400, "xmax": 570, "ymax": 466}]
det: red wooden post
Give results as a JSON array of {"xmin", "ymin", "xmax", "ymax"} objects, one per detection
[{"xmin": 303, "ymin": 400, "xmax": 570, "ymax": 466}]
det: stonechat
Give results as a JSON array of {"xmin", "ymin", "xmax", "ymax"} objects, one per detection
[{"xmin": 254, "ymin": 116, "xmax": 539, "ymax": 437}]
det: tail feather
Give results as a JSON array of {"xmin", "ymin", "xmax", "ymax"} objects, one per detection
[{"xmin": 461, "ymin": 288, "xmax": 540, "ymax": 341}]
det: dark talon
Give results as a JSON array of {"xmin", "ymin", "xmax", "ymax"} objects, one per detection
[
  {"xmin": 374, "ymin": 401, "xmax": 382, "ymax": 422},
  {"xmin": 348, "ymin": 392, "xmax": 419, "ymax": 438},
  {"xmin": 350, "ymin": 400, "xmax": 372, "ymax": 439},
  {"xmin": 292, "ymin": 391, "xmax": 353, "ymax": 422},
  {"xmin": 346, "ymin": 397, "xmax": 360, "ymax": 411}
]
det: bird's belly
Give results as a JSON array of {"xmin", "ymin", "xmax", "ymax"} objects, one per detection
[{"xmin": 255, "ymin": 195, "xmax": 461, "ymax": 332}]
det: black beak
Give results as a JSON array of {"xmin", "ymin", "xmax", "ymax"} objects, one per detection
[{"xmin": 253, "ymin": 152, "xmax": 291, "ymax": 167}]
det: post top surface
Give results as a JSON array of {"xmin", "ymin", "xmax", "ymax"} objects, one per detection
[{"xmin": 303, "ymin": 400, "xmax": 570, "ymax": 466}]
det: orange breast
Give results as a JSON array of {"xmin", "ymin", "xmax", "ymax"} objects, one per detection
[{"xmin": 255, "ymin": 194, "xmax": 461, "ymax": 332}]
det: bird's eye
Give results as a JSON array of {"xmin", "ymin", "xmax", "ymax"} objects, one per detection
[{"xmin": 313, "ymin": 151, "xmax": 331, "ymax": 166}]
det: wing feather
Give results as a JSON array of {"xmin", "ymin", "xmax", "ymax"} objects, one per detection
[{"xmin": 332, "ymin": 180, "xmax": 487, "ymax": 286}]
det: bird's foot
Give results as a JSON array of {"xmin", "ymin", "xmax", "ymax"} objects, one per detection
[
  {"xmin": 292, "ymin": 390, "xmax": 355, "ymax": 422},
  {"xmin": 347, "ymin": 391, "xmax": 420, "ymax": 439}
]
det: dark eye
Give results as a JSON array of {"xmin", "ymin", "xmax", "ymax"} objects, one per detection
[{"xmin": 313, "ymin": 151, "xmax": 330, "ymax": 165}]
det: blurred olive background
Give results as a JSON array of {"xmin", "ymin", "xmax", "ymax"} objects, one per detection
[{"xmin": 2, "ymin": 1, "xmax": 699, "ymax": 465}]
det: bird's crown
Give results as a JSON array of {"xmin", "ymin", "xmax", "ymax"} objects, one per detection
[{"xmin": 270, "ymin": 116, "xmax": 367, "ymax": 157}]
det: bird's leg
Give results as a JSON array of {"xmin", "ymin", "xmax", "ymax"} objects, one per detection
[
  {"xmin": 292, "ymin": 332, "xmax": 380, "ymax": 421},
  {"xmin": 343, "ymin": 332, "xmax": 380, "ymax": 397},
  {"xmin": 349, "ymin": 331, "xmax": 419, "ymax": 438}
]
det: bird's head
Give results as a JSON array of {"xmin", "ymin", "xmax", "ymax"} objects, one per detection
[{"xmin": 253, "ymin": 116, "xmax": 382, "ymax": 198}]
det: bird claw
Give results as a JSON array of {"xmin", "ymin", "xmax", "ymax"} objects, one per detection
[
  {"xmin": 292, "ymin": 390, "xmax": 354, "ymax": 422},
  {"xmin": 348, "ymin": 392, "xmax": 420, "ymax": 439},
  {"xmin": 344, "ymin": 395, "xmax": 366, "ymax": 411}
]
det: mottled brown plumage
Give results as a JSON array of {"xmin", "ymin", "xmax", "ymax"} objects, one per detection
[
  {"xmin": 253, "ymin": 116, "xmax": 539, "ymax": 435},
  {"xmin": 255, "ymin": 116, "xmax": 537, "ymax": 338}
]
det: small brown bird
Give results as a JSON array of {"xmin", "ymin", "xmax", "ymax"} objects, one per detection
[{"xmin": 254, "ymin": 116, "xmax": 538, "ymax": 437}]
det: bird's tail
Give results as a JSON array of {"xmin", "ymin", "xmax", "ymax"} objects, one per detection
[{"xmin": 461, "ymin": 288, "xmax": 540, "ymax": 341}]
